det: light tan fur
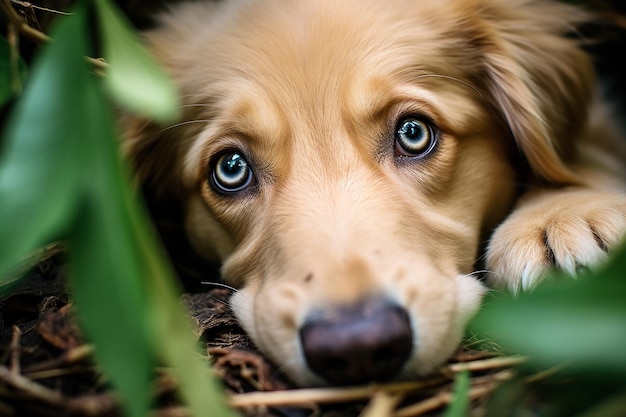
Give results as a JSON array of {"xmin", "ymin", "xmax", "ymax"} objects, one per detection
[{"xmin": 124, "ymin": 0, "xmax": 626, "ymax": 385}]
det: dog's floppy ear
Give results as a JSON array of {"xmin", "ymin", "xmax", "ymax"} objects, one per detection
[{"xmin": 476, "ymin": 0, "xmax": 594, "ymax": 184}]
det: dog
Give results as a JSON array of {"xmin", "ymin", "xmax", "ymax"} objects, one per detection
[{"xmin": 122, "ymin": 0, "xmax": 626, "ymax": 386}]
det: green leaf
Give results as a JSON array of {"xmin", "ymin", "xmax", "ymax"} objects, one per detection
[
  {"xmin": 0, "ymin": 9, "xmax": 86, "ymax": 280},
  {"xmin": 0, "ymin": 5, "xmax": 232, "ymax": 416},
  {"xmin": 68, "ymin": 73, "xmax": 154, "ymax": 417},
  {"xmin": 471, "ymin": 244, "xmax": 626, "ymax": 379},
  {"xmin": 139, "ymin": 227, "xmax": 237, "ymax": 417},
  {"xmin": 67, "ymin": 13, "xmax": 233, "ymax": 415},
  {"xmin": 68, "ymin": 71, "xmax": 233, "ymax": 417},
  {"xmin": 93, "ymin": 0, "xmax": 180, "ymax": 123},
  {"xmin": 444, "ymin": 371, "xmax": 471, "ymax": 417}
]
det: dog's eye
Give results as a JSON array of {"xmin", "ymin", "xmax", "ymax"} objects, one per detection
[
  {"xmin": 394, "ymin": 117, "xmax": 436, "ymax": 158},
  {"xmin": 210, "ymin": 151, "xmax": 255, "ymax": 194}
]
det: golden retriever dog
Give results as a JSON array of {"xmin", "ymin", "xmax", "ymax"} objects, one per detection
[{"xmin": 123, "ymin": 0, "xmax": 626, "ymax": 386}]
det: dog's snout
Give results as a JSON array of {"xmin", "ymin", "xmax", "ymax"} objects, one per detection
[{"xmin": 299, "ymin": 300, "xmax": 413, "ymax": 385}]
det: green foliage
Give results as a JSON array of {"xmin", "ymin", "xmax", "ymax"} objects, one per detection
[
  {"xmin": 0, "ymin": 2, "xmax": 233, "ymax": 417},
  {"xmin": 471, "ymin": 244, "xmax": 626, "ymax": 416},
  {"xmin": 94, "ymin": 0, "xmax": 180, "ymax": 122},
  {"xmin": 0, "ymin": 12, "xmax": 87, "ymax": 274},
  {"xmin": 472, "ymin": 245, "xmax": 626, "ymax": 378},
  {"xmin": 444, "ymin": 371, "xmax": 471, "ymax": 417}
]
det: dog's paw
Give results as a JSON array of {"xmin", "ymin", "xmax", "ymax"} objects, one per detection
[{"xmin": 486, "ymin": 189, "xmax": 626, "ymax": 293}]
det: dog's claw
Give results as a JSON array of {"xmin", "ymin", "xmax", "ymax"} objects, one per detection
[{"xmin": 487, "ymin": 190, "xmax": 626, "ymax": 292}]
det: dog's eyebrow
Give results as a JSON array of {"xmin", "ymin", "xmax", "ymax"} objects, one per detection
[{"xmin": 411, "ymin": 74, "xmax": 484, "ymax": 99}]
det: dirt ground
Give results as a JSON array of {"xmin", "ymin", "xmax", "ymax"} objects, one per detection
[{"xmin": 0, "ymin": 247, "xmax": 526, "ymax": 417}]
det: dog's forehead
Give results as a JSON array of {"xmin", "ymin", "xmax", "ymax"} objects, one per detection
[
  {"xmin": 191, "ymin": 1, "xmax": 481, "ymax": 123},
  {"xmin": 169, "ymin": 0, "xmax": 479, "ymax": 98},
  {"xmin": 169, "ymin": 0, "xmax": 491, "ymax": 182}
]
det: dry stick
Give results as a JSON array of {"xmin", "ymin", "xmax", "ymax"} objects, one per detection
[
  {"xmin": 0, "ymin": 366, "xmax": 64, "ymax": 405},
  {"xmin": 22, "ymin": 345, "xmax": 93, "ymax": 375},
  {"xmin": 11, "ymin": 0, "xmax": 73, "ymax": 16},
  {"xmin": 394, "ymin": 383, "xmax": 496, "ymax": 417},
  {"xmin": 1, "ymin": 0, "xmax": 48, "ymax": 43},
  {"xmin": 447, "ymin": 356, "xmax": 526, "ymax": 373},
  {"xmin": 66, "ymin": 392, "xmax": 120, "ymax": 416},
  {"xmin": 9, "ymin": 326, "xmax": 21, "ymax": 374},
  {"xmin": 7, "ymin": 23, "xmax": 22, "ymax": 94},
  {"xmin": 23, "ymin": 367, "xmax": 97, "ymax": 381},
  {"xmin": 226, "ymin": 355, "xmax": 525, "ymax": 409},
  {"xmin": 359, "ymin": 391, "xmax": 405, "ymax": 417},
  {"xmin": 523, "ymin": 365, "xmax": 565, "ymax": 384},
  {"xmin": 0, "ymin": 0, "xmax": 107, "ymax": 71},
  {"xmin": 151, "ymin": 406, "xmax": 189, "ymax": 417},
  {"xmin": 229, "ymin": 377, "xmax": 448, "ymax": 409},
  {"xmin": 394, "ymin": 369, "xmax": 514, "ymax": 417}
]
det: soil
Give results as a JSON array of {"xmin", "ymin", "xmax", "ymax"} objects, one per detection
[{"xmin": 0, "ymin": 248, "xmax": 512, "ymax": 417}]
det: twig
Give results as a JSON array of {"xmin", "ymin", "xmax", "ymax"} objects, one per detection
[
  {"xmin": 523, "ymin": 365, "xmax": 565, "ymax": 384},
  {"xmin": 394, "ymin": 383, "xmax": 496, "ymax": 417},
  {"xmin": 447, "ymin": 356, "xmax": 526, "ymax": 373},
  {"xmin": 359, "ymin": 391, "xmax": 404, "ymax": 417},
  {"xmin": 394, "ymin": 369, "xmax": 513, "ymax": 417},
  {"xmin": 151, "ymin": 406, "xmax": 190, "ymax": 417},
  {"xmin": 9, "ymin": 327, "xmax": 21, "ymax": 374},
  {"xmin": 22, "ymin": 345, "xmax": 93, "ymax": 375},
  {"xmin": 229, "ymin": 377, "xmax": 448, "ymax": 408},
  {"xmin": 23, "ymin": 366, "xmax": 97, "ymax": 381},
  {"xmin": 66, "ymin": 392, "xmax": 120, "ymax": 415},
  {"xmin": 11, "ymin": 0, "xmax": 72, "ymax": 16},
  {"xmin": 0, "ymin": 0, "xmax": 107, "ymax": 71},
  {"xmin": 0, "ymin": 365, "xmax": 64, "ymax": 405},
  {"xmin": 1, "ymin": 0, "xmax": 49, "ymax": 43},
  {"xmin": 7, "ymin": 22, "xmax": 22, "ymax": 94}
]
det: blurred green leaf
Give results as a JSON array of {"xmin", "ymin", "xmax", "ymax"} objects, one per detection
[
  {"xmin": 0, "ymin": 9, "xmax": 86, "ymax": 280},
  {"xmin": 444, "ymin": 371, "xmax": 471, "ymax": 417},
  {"xmin": 471, "ymin": 244, "xmax": 626, "ymax": 379},
  {"xmin": 69, "ymin": 70, "xmax": 233, "ymax": 417},
  {"xmin": 1, "ymin": 4, "xmax": 232, "ymax": 416},
  {"xmin": 132, "ymin": 195, "xmax": 236, "ymax": 417},
  {"xmin": 0, "ymin": 35, "xmax": 27, "ymax": 105},
  {"xmin": 93, "ymin": 0, "xmax": 180, "ymax": 123},
  {"xmin": 68, "ymin": 69, "xmax": 154, "ymax": 417}
]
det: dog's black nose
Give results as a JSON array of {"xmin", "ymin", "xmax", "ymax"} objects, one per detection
[{"xmin": 299, "ymin": 299, "xmax": 413, "ymax": 385}]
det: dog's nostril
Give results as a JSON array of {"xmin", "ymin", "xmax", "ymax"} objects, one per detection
[{"xmin": 299, "ymin": 299, "xmax": 413, "ymax": 386}]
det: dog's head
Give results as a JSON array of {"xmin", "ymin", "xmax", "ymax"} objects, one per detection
[{"xmin": 125, "ymin": 0, "xmax": 593, "ymax": 385}]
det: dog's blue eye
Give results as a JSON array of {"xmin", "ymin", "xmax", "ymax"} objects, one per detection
[
  {"xmin": 395, "ymin": 117, "xmax": 436, "ymax": 158},
  {"xmin": 211, "ymin": 151, "xmax": 255, "ymax": 194}
]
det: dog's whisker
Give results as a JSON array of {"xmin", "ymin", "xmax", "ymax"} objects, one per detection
[
  {"xmin": 468, "ymin": 269, "xmax": 493, "ymax": 278},
  {"xmin": 208, "ymin": 296, "xmax": 232, "ymax": 308},
  {"xmin": 179, "ymin": 103, "xmax": 217, "ymax": 110},
  {"xmin": 412, "ymin": 73, "xmax": 484, "ymax": 98},
  {"xmin": 200, "ymin": 281, "xmax": 239, "ymax": 293},
  {"xmin": 156, "ymin": 119, "xmax": 213, "ymax": 134}
]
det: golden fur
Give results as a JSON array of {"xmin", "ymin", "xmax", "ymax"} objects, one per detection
[{"xmin": 124, "ymin": 0, "xmax": 626, "ymax": 386}]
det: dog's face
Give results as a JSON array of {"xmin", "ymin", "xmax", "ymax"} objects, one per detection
[{"xmin": 126, "ymin": 0, "xmax": 592, "ymax": 385}]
